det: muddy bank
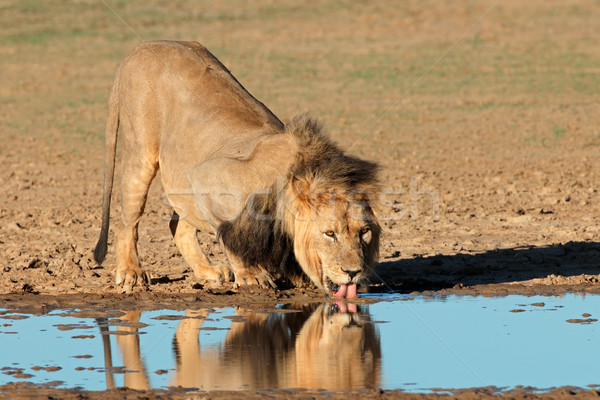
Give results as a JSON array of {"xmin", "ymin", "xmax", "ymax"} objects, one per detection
[
  {"xmin": 4, "ymin": 281, "xmax": 600, "ymax": 315},
  {"xmin": 3, "ymin": 237, "xmax": 600, "ymax": 312},
  {"xmin": 1, "ymin": 383, "xmax": 599, "ymax": 400}
]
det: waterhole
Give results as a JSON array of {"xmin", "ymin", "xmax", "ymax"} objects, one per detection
[{"xmin": 1, "ymin": 294, "xmax": 599, "ymax": 393}]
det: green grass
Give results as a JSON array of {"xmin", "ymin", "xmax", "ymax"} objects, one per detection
[
  {"xmin": 552, "ymin": 126, "xmax": 567, "ymax": 140},
  {"xmin": 4, "ymin": 28, "xmax": 98, "ymax": 46}
]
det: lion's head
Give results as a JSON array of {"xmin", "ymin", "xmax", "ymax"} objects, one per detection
[
  {"xmin": 219, "ymin": 116, "xmax": 380, "ymax": 298},
  {"xmin": 277, "ymin": 117, "xmax": 380, "ymax": 298},
  {"xmin": 280, "ymin": 175, "xmax": 380, "ymax": 298}
]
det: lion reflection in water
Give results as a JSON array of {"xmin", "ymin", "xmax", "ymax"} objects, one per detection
[{"xmin": 107, "ymin": 304, "xmax": 381, "ymax": 391}]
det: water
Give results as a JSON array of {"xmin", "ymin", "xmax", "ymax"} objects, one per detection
[{"xmin": 1, "ymin": 294, "xmax": 600, "ymax": 392}]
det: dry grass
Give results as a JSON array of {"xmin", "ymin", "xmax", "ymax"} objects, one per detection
[{"xmin": 2, "ymin": 1, "xmax": 599, "ymax": 155}]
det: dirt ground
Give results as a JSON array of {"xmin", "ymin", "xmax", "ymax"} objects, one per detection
[{"xmin": 1, "ymin": 0, "xmax": 600, "ymax": 398}]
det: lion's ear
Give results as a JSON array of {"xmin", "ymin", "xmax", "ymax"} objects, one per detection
[
  {"xmin": 290, "ymin": 175, "xmax": 313, "ymax": 208},
  {"xmin": 278, "ymin": 175, "xmax": 316, "ymax": 234},
  {"xmin": 280, "ymin": 175, "xmax": 331, "ymax": 233},
  {"xmin": 286, "ymin": 175, "xmax": 317, "ymax": 220}
]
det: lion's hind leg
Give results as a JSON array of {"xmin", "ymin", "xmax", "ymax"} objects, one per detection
[
  {"xmin": 169, "ymin": 213, "xmax": 233, "ymax": 287},
  {"xmin": 115, "ymin": 158, "xmax": 157, "ymax": 292}
]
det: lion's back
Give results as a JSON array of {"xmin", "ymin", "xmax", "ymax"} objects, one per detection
[{"xmin": 117, "ymin": 40, "xmax": 283, "ymax": 147}]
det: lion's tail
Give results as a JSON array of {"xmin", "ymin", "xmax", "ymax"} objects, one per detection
[{"xmin": 93, "ymin": 65, "xmax": 122, "ymax": 265}]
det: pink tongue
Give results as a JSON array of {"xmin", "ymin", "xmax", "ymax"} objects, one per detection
[
  {"xmin": 346, "ymin": 283, "xmax": 358, "ymax": 298},
  {"xmin": 333, "ymin": 283, "xmax": 358, "ymax": 299},
  {"xmin": 333, "ymin": 284, "xmax": 348, "ymax": 298}
]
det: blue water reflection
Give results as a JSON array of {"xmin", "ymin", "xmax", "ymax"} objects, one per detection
[{"xmin": 1, "ymin": 294, "xmax": 600, "ymax": 392}]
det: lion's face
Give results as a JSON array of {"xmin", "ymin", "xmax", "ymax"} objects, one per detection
[
  {"xmin": 307, "ymin": 200, "xmax": 379, "ymax": 298},
  {"xmin": 284, "ymin": 178, "xmax": 380, "ymax": 298}
]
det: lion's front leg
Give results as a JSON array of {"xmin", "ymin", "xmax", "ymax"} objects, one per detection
[
  {"xmin": 224, "ymin": 248, "xmax": 277, "ymax": 289},
  {"xmin": 170, "ymin": 214, "xmax": 233, "ymax": 287}
]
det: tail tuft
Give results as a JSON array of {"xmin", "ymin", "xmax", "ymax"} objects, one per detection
[{"xmin": 93, "ymin": 231, "xmax": 108, "ymax": 265}]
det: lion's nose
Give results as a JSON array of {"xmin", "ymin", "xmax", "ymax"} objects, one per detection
[{"xmin": 342, "ymin": 268, "xmax": 361, "ymax": 280}]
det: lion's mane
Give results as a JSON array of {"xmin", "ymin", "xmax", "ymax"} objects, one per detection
[{"xmin": 218, "ymin": 115, "xmax": 380, "ymax": 287}]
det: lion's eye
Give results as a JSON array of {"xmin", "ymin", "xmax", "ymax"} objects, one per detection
[
  {"xmin": 360, "ymin": 227, "xmax": 370, "ymax": 235},
  {"xmin": 324, "ymin": 230, "xmax": 336, "ymax": 238}
]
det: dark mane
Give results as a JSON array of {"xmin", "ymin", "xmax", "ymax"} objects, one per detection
[
  {"xmin": 217, "ymin": 189, "xmax": 304, "ymax": 286},
  {"xmin": 286, "ymin": 115, "xmax": 380, "ymax": 190},
  {"xmin": 217, "ymin": 115, "xmax": 379, "ymax": 286}
]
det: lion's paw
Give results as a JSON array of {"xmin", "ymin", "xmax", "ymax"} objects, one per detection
[
  {"xmin": 233, "ymin": 269, "xmax": 277, "ymax": 289},
  {"xmin": 193, "ymin": 265, "xmax": 233, "ymax": 288},
  {"xmin": 116, "ymin": 268, "xmax": 151, "ymax": 292}
]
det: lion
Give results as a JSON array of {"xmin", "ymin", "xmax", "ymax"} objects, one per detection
[{"xmin": 93, "ymin": 40, "xmax": 380, "ymax": 297}]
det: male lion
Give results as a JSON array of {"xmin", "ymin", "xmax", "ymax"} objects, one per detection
[{"xmin": 93, "ymin": 40, "xmax": 380, "ymax": 297}]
